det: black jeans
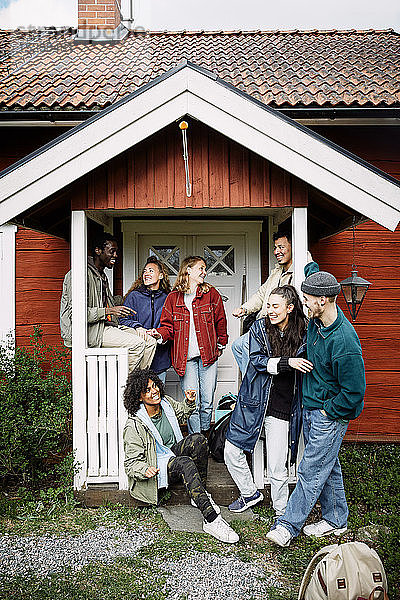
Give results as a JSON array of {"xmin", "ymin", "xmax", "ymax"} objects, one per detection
[{"xmin": 167, "ymin": 433, "xmax": 218, "ymax": 523}]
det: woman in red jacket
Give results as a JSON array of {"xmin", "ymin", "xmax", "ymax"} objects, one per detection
[{"xmin": 149, "ymin": 256, "xmax": 228, "ymax": 435}]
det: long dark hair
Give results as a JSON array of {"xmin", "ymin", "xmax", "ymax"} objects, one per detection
[{"xmin": 265, "ymin": 285, "xmax": 307, "ymax": 356}]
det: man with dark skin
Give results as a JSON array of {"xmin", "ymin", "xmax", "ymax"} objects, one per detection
[{"xmin": 60, "ymin": 234, "xmax": 157, "ymax": 372}]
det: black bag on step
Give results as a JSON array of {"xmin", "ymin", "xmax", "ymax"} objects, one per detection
[{"xmin": 208, "ymin": 413, "xmax": 231, "ymax": 463}]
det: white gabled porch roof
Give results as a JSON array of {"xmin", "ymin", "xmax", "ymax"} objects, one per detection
[{"xmin": 0, "ymin": 61, "xmax": 399, "ymax": 230}]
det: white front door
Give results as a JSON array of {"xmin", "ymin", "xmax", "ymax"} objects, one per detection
[
  {"xmin": 194, "ymin": 236, "xmax": 244, "ymax": 401},
  {"xmin": 121, "ymin": 220, "xmax": 262, "ymax": 414}
]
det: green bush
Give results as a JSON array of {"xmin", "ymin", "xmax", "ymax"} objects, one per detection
[
  {"xmin": 340, "ymin": 443, "xmax": 400, "ymax": 597},
  {"xmin": 0, "ymin": 328, "xmax": 72, "ymax": 489}
]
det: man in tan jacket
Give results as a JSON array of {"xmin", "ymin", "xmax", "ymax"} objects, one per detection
[
  {"xmin": 231, "ymin": 230, "xmax": 318, "ymax": 373},
  {"xmin": 60, "ymin": 234, "xmax": 157, "ymax": 372}
]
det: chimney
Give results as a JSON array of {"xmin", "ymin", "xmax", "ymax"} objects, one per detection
[{"xmin": 75, "ymin": 0, "xmax": 129, "ymax": 44}]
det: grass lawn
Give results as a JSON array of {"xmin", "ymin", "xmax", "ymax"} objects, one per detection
[{"xmin": 0, "ymin": 443, "xmax": 399, "ymax": 600}]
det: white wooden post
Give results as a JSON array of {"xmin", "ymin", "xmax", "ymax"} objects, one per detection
[
  {"xmin": 292, "ymin": 207, "xmax": 308, "ymax": 293},
  {"xmin": 0, "ymin": 223, "xmax": 17, "ymax": 348},
  {"xmin": 268, "ymin": 216, "xmax": 278, "ymax": 273},
  {"xmin": 71, "ymin": 210, "xmax": 88, "ymax": 490},
  {"xmin": 291, "ymin": 207, "xmax": 308, "ymax": 475}
]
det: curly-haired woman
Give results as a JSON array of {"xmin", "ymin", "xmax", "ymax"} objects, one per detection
[
  {"xmin": 148, "ymin": 256, "xmax": 228, "ymax": 435},
  {"xmin": 120, "ymin": 256, "xmax": 172, "ymax": 382},
  {"xmin": 225, "ymin": 285, "xmax": 313, "ymax": 517},
  {"xmin": 123, "ymin": 369, "xmax": 239, "ymax": 544}
]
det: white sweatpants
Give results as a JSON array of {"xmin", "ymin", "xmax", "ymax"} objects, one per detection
[{"xmin": 224, "ymin": 416, "xmax": 289, "ymax": 516}]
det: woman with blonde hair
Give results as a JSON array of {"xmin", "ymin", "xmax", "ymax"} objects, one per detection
[
  {"xmin": 120, "ymin": 256, "xmax": 171, "ymax": 382},
  {"xmin": 149, "ymin": 256, "xmax": 228, "ymax": 435}
]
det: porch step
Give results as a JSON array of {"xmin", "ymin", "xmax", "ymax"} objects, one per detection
[{"xmin": 74, "ymin": 457, "xmax": 273, "ymax": 508}]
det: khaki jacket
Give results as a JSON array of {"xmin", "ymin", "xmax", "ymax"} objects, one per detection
[
  {"xmin": 123, "ymin": 396, "xmax": 195, "ymax": 505},
  {"xmin": 242, "ymin": 252, "xmax": 315, "ymax": 319},
  {"xmin": 60, "ymin": 258, "xmax": 121, "ymax": 348}
]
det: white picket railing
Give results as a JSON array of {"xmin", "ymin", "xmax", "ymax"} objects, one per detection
[{"xmin": 83, "ymin": 348, "xmax": 129, "ymax": 489}]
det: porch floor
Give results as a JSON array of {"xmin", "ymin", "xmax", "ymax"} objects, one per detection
[{"xmin": 75, "ymin": 458, "xmax": 273, "ymax": 508}]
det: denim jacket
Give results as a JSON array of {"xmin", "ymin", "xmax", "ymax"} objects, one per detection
[
  {"xmin": 226, "ymin": 318, "xmax": 305, "ymax": 463},
  {"xmin": 157, "ymin": 286, "xmax": 228, "ymax": 376}
]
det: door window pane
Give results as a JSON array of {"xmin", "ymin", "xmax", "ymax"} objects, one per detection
[
  {"xmin": 150, "ymin": 246, "xmax": 180, "ymax": 275},
  {"xmin": 204, "ymin": 245, "xmax": 235, "ymax": 275}
]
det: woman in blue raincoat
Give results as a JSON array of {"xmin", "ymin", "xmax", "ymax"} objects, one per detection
[{"xmin": 225, "ymin": 285, "xmax": 313, "ymax": 517}]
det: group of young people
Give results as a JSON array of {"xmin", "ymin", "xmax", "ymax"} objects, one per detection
[{"xmin": 61, "ymin": 229, "xmax": 366, "ymax": 546}]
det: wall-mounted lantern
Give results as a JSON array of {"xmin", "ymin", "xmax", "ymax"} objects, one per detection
[{"xmin": 340, "ymin": 218, "xmax": 371, "ymax": 322}]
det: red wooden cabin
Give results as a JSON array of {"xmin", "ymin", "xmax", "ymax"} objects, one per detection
[{"xmin": 0, "ymin": 17, "xmax": 399, "ymax": 496}]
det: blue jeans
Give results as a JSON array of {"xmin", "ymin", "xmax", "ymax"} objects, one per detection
[
  {"xmin": 179, "ymin": 357, "xmax": 218, "ymax": 434},
  {"xmin": 231, "ymin": 331, "xmax": 250, "ymax": 374},
  {"xmin": 276, "ymin": 408, "xmax": 349, "ymax": 537}
]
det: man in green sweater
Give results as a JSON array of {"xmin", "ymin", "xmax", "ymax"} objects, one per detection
[{"xmin": 266, "ymin": 271, "xmax": 366, "ymax": 547}]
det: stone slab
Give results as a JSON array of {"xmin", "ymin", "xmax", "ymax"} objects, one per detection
[{"xmin": 157, "ymin": 504, "xmax": 257, "ymax": 534}]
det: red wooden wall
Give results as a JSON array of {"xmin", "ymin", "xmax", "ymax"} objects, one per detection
[
  {"xmin": 310, "ymin": 125, "xmax": 400, "ymax": 441},
  {"xmin": 15, "ymin": 228, "xmax": 70, "ymax": 348},
  {"xmin": 0, "ymin": 128, "xmax": 71, "ymax": 349},
  {"xmin": 71, "ymin": 122, "xmax": 307, "ymax": 210}
]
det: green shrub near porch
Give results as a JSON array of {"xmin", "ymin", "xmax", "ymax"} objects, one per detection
[{"xmin": 0, "ymin": 328, "xmax": 73, "ymax": 492}]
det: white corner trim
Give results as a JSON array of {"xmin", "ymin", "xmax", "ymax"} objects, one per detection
[
  {"xmin": 292, "ymin": 208, "xmax": 308, "ymax": 295},
  {"xmin": 0, "ymin": 223, "xmax": 17, "ymax": 347},
  {"xmin": 0, "ymin": 66, "xmax": 399, "ymax": 231},
  {"xmin": 71, "ymin": 211, "xmax": 88, "ymax": 489}
]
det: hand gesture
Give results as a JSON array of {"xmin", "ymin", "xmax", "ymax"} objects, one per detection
[
  {"xmin": 106, "ymin": 305, "xmax": 136, "ymax": 318},
  {"xmin": 144, "ymin": 466, "xmax": 160, "ymax": 478},
  {"xmin": 147, "ymin": 328, "xmax": 162, "ymax": 340},
  {"xmin": 184, "ymin": 389, "xmax": 196, "ymax": 405},
  {"xmin": 135, "ymin": 327, "xmax": 149, "ymax": 340},
  {"xmin": 232, "ymin": 307, "xmax": 246, "ymax": 318},
  {"xmin": 288, "ymin": 358, "xmax": 314, "ymax": 373}
]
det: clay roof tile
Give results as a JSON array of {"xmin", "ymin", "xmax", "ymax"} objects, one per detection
[{"xmin": 0, "ymin": 28, "xmax": 399, "ymax": 110}]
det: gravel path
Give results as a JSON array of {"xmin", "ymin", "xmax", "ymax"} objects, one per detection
[
  {"xmin": 158, "ymin": 551, "xmax": 284, "ymax": 600},
  {"xmin": 0, "ymin": 525, "xmax": 157, "ymax": 578},
  {"xmin": 0, "ymin": 527, "xmax": 286, "ymax": 598}
]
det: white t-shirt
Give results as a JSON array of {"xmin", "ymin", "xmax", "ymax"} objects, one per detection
[{"xmin": 184, "ymin": 291, "xmax": 200, "ymax": 361}]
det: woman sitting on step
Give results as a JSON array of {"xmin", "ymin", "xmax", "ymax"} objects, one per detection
[{"xmin": 123, "ymin": 368, "xmax": 239, "ymax": 544}]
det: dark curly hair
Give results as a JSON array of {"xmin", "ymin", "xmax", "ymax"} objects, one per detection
[{"xmin": 123, "ymin": 369, "xmax": 165, "ymax": 416}]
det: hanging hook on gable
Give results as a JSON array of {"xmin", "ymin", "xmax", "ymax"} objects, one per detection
[{"xmin": 179, "ymin": 121, "xmax": 192, "ymax": 198}]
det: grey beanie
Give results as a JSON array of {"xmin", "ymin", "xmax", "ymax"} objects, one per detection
[{"xmin": 301, "ymin": 271, "xmax": 341, "ymax": 297}]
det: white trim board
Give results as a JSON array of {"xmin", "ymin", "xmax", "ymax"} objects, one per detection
[
  {"xmin": 0, "ymin": 64, "xmax": 399, "ymax": 231},
  {"xmin": 0, "ymin": 223, "xmax": 17, "ymax": 346}
]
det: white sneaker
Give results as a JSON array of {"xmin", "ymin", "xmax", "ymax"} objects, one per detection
[
  {"xmin": 266, "ymin": 525, "xmax": 292, "ymax": 547},
  {"xmin": 303, "ymin": 519, "xmax": 347, "ymax": 537},
  {"xmin": 203, "ymin": 515, "xmax": 239, "ymax": 544},
  {"xmin": 191, "ymin": 491, "xmax": 221, "ymax": 514}
]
